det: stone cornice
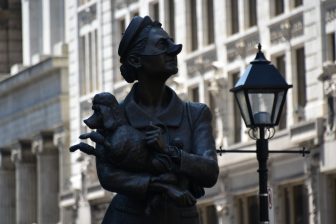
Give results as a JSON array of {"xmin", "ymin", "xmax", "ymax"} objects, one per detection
[{"xmin": 0, "ymin": 56, "xmax": 68, "ymax": 97}]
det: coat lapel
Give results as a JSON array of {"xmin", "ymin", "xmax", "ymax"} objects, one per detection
[{"xmin": 123, "ymin": 83, "xmax": 184, "ymax": 129}]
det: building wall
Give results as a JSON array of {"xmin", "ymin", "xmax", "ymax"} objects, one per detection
[
  {"xmin": 98, "ymin": 0, "xmax": 336, "ymax": 223},
  {"xmin": 1, "ymin": 0, "xmax": 336, "ymax": 223},
  {"xmin": 0, "ymin": 0, "xmax": 71, "ymax": 223}
]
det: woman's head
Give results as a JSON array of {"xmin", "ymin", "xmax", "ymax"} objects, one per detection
[{"xmin": 118, "ymin": 16, "xmax": 182, "ymax": 83}]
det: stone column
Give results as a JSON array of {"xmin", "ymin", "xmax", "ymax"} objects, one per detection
[
  {"xmin": 11, "ymin": 140, "xmax": 37, "ymax": 224},
  {"xmin": 42, "ymin": 0, "xmax": 65, "ymax": 55},
  {"xmin": 0, "ymin": 149, "xmax": 16, "ymax": 224},
  {"xmin": 33, "ymin": 131, "xmax": 60, "ymax": 224},
  {"xmin": 21, "ymin": 0, "xmax": 43, "ymax": 65},
  {"xmin": 54, "ymin": 129, "xmax": 73, "ymax": 224},
  {"xmin": 214, "ymin": 200, "xmax": 227, "ymax": 224}
]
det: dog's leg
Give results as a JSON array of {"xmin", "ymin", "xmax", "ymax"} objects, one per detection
[{"xmin": 69, "ymin": 142, "xmax": 96, "ymax": 156}]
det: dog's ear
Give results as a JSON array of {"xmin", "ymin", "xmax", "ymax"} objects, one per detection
[{"xmin": 99, "ymin": 105, "xmax": 115, "ymax": 130}]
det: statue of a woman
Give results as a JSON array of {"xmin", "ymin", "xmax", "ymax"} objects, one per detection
[{"xmin": 75, "ymin": 16, "xmax": 219, "ymax": 224}]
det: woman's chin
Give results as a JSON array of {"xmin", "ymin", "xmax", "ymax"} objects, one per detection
[{"xmin": 168, "ymin": 67, "xmax": 178, "ymax": 75}]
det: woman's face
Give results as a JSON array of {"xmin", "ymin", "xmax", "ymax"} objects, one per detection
[{"xmin": 138, "ymin": 27, "xmax": 181, "ymax": 80}]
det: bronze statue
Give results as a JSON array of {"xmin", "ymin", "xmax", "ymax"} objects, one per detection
[{"xmin": 70, "ymin": 16, "xmax": 219, "ymax": 224}]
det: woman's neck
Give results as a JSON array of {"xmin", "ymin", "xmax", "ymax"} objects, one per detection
[{"xmin": 135, "ymin": 76, "xmax": 171, "ymax": 114}]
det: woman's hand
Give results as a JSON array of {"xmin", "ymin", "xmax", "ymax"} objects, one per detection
[
  {"xmin": 149, "ymin": 175, "xmax": 196, "ymax": 206},
  {"xmin": 145, "ymin": 124, "xmax": 168, "ymax": 153}
]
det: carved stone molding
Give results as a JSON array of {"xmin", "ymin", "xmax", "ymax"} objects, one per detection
[
  {"xmin": 289, "ymin": 118, "xmax": 325, "ymax": 146},
  {"xmin": 32, "ymin": 131, "xmax": 57, "ymax": 155},
  {"xmin": 319, "ymin": 63, "xmax": 336, "ymax": 133},
  {"xmin": 320, "ymin": 63, "xmax": 336, "ymax": 88},
  {"xmin": 78, "ymin": 3, "xmax": 97, "ymax": 29},
  {"xmin": 326, "ymin": 5, "xmax": 336, "ymax": 23},
  {"xmin": 269, "ymin": 12, "xmax": 303, "ymax": 45},
  {"xmin": 11, "ymin": 139, "xmax": 35, "ymax": 163},
  {"xmin": 0, "ymin": 149, "xmax": 14, "ymax": 170},
  {"xmin": 115, "ymin": 0, "xmax": 139, "ymax": 10},
  {"xmin": 226, "ymin": 31, "xmax": 259, "ymax": 63},
  {"xmin": 185, "ymin": 48, "xmax": 217, "ymax": 77},
  {"xmin": 53, "ymin": 127, "xmax": 69, "ymax": 150}
]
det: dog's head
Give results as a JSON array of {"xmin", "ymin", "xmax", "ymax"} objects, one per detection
[{"xmin": 84, "ymin": 92, "xmax": 124, "ymax": 130}]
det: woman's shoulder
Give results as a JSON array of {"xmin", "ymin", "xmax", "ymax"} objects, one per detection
[
  {"xmin": 185, "ymin": 101, "xmax": 212, "ymax": 124},
  {"xmin": 185, "ymin": 101, "xmax": 209, "ymax": 112}
]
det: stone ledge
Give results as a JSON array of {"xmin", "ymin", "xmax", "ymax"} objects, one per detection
[
  {"xmin": 289, "ymin": 117, "xmax": 325, "ymax": 146},
  {"xmin": 0, "ymin": 56, "xmax": 68, "ymax": 96}
]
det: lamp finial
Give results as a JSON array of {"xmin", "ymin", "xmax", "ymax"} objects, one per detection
[{"xmin": 251, "ymin": 43, "xmax": 270, "ymax": 64}]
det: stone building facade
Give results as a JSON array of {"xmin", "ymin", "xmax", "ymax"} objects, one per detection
[
  {"xmin": 65, "ymin": 0, "xmax": 336, "ymax": 223},
  {"xmin": 1, "ymin": 0, "xmax": 336, "ymax": 223},
  {"xmin": 0, "ymin": 0, "xmax": 70, "ymax": 224}
]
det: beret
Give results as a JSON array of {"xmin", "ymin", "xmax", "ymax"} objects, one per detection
[{"xmin": 118, "ymin": 16, "xmax": 153, "ymax": 58}]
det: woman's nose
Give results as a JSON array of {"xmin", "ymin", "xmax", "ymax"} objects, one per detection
[{"xmin": 166, "ymin": 43, "xmax": 182, "ymax": 56}]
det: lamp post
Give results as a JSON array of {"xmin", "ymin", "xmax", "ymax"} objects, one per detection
[{"xmin": 217, "ymin": 44, "xmax": 309, "ymax": 223}]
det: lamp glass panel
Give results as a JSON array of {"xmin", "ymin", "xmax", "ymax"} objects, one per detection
[
  {"xmin": 236, "ymin": 90, "xmax": 251, "ymax": 126},
  {"xmin": 272, "ymin": 90, "xmax": 285, "ymax": 123},
  {"xmin": 248, "ymin": 93, "xmax": 275, "ymax": 125}
]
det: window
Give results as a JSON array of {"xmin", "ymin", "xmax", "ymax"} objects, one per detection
[
  {"xmin": 281, "ymin": 183, "xmax": 309, "ymax": 224},
  {"xmin": 78, "ymin": 0, "xmax": 91, "ymax": 6},
  {"xmin": 167, "ymin": 0, "xmax": 175, "ymax": 39},
  {"xmin": 199, "ymin": 204, "xmax": 219, "ymax": 224},
  {"xmin": 209, "ymin": 90, "xmax": 217, "ymax": 138},
  {"xmin": 114, "ymin": 18, "xmax": 126, "ymax": 83},
  {"xmin": 230, "ymin": 0, "xmax": 239, "ymax": 34},
  {"xmin": 205, "ymin": 0, "xmax": 215, "ymax": 44},
  {"xmin": 294, "ymin": 0, "xmax": 303, "ymax": 8},
  {"xmin": 232, "ymin": 72, "xmax": 242, "ymax": 143},
  {"xmin": 131, "ymin": 11, "xmax": 139, "ymax": 18},
  {"xmin": 79, "ymin": 30, "xmax": 100, "ymax": 96},
  {"xmin": 150, "ymin": 2, "xmax": 160, "ymax": 21},
  {"xmin": 119, "ymin": 18, "xmax": 126, "ymax": 38},
  {"xmin": 275, "ymin": 54, "xmax": 287, "ymax": 129},
  {"xmin": 295, "ymin": 47, "xmax": 306, "ymax": 121},
  {"xmin": 235, "ymin": 193, "xmax": 259, "ymax": 224},
  {"xmin": 274, "ymin": 0, "xmax": 284, "ymax": 16},
  {"xmin": 327, "ymin": 33, "xmax": 336, "ymax": 62},
  {"xmin": 188, "ymin": 0, "xmax": 198, "ymax": 51},
  {"xmin": 80, "ymin": 101, "xmax": 95, "ymax": 145},
  {"xmin": 191, "ymin": 86, "xmax": 200, "ymax": 102},
  {"xmin": 0, "ymin": 0, "xmax": 8, "ymax": 9},
  {"xmin": 248, "ymin": 0, "xmax": 257, "ymax": 27}
]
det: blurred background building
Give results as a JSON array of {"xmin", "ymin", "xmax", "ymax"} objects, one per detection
[{"xmin": 0, "ymin": 0, "xmax": 336, "ymax": 223}]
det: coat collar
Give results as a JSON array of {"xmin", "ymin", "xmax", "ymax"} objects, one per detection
[{"xmin": 123, "ymin": 83, "xmax": 184, "ymax": 129}]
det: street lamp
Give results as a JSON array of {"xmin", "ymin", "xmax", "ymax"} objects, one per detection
[
  {"xmin": 217, "ymin": 44, "xmax": 309, "ymax": 223},
  {"xmin": 230, "ymin": 43, "xmax": 292, "ymax": 223},
  {"xmin": 230, "ymin": 44, "xmax": 292, "ymax": 129}
]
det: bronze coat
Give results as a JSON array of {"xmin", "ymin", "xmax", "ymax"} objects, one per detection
[{"xmin": 97, "ymin": 84, "xmax": 219, "ymax": 224}]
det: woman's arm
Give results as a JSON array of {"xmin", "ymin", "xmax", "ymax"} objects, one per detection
[
  {"xmin": 96, "ymin": 157, "xmax": 180, "ymax": 199},
  {"xmin": 178, "ymin": 104, "xmax": 219, "ymax": 188},
  {"xmin": 96, "ymin": 158, "xmax": 151, "ymax": 199}
]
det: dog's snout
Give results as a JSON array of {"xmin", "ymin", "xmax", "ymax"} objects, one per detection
[{"xmin": 84, "ymin": 116, "xmax": 97, "ymax": 129}]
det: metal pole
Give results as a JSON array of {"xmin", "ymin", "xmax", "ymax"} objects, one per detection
[{"xmin": 256, "ymin": 127, "xmax": 269, "ymax": 223}]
